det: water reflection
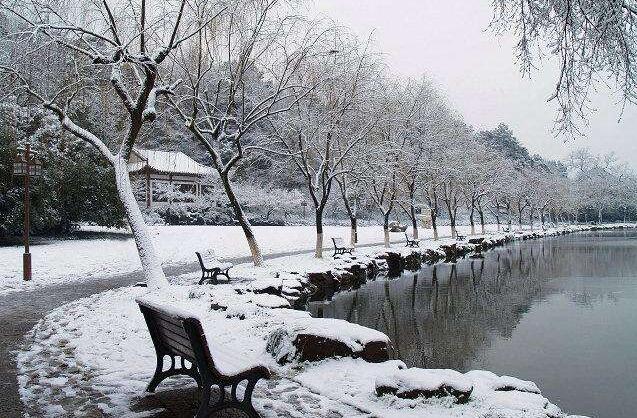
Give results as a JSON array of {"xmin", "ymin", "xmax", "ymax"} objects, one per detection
[{"xmin": 309, "ymin": 243, "xmax": 552, "ymax": 369}]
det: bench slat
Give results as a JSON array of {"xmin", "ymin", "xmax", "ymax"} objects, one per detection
[
  {"xmin": 155, "ymin": 322, "xmax": 192, "ymax": 349},
  {"xmin": 153, "ymin": 310, "xmax": 184, "ymax": 327},
  {"xmin": 154, "ymin": 316, "xmax": 189, "ymax": 337},
  {"xmin": 155, "ymin": 327, "xmax": 196, "ymax": 360}
]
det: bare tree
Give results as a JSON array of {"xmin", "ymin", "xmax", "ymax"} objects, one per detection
[
  {"xmin": 491, "ymin": 0, "xmax": 637, "ymax": 136},
  {"xmin": 1, "ymin": 0, "xmax": 222, "ymax": 288},
  {"xmin": 167, "ymin": 0, "xmax": 331, "ymax": 266},
  {"xmin": 273, "ymin": 36, "xmax": 380, "ymax": 258}
]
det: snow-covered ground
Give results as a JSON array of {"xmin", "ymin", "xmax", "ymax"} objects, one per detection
[
  {"xmin": 17, "ymin": 225, "xmax": 615, "ymax": 418},
  {"xmin": 18, "ymin": 282, "xmax": 583, "ymax": 418},
  {"xmin": 0, "ymin": 224, "xmax": 496, "ymax": 296}
]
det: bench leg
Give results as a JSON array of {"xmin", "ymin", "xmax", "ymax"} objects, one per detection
[
  {"xmin": 209, "ymin": 270, "xmax": 220, "ymax": 284},
  {"xmin": 198, "ymin": 378, "xmax": 263, "ymax": 418},
  {"xmin": 195, "ymin": 385, "xmax": 212, "ymax": 418},
  {"xmin": 241, "ymin": 378, "xmax": 260, "ymax": 418},
  {"xmin": 147, "ymin": 354, "xmax": 201, "ymax": 393}
]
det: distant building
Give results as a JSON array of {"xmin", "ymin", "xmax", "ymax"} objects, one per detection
[{"xmin": 128, "ymin": 148, "xmax": 214, "ymax": 208}]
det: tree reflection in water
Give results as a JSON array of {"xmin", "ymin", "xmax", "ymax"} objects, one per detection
[{"xmin": 307, "ymin": 230, "xmax": 637, "ymax": 371}]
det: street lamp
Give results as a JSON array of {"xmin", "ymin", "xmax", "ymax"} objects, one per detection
[{"xmin": 13, "ymin": 143, "xmax": 42, "ymax": 281}]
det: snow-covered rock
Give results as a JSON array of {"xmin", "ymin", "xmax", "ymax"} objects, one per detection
[
  {"xmin": 376, "ymin": 368, "xmax": 473, "ymax": 404},
  {"xmin": 266, "ymin": 317, "xmax": 392, "ymax": 364}
]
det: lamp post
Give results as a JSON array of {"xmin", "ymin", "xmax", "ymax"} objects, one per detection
[{"xmin": 13, "ymin": 143, "xmax": 42, "ymax": 281}]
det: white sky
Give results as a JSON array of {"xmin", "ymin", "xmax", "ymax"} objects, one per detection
[{"xmin": 310, "ymin": 0, "xmax": 637, "ymax": 167}]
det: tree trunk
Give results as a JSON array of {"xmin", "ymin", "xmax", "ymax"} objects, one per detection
[
  {"xmin": 350, "ymin": 216, "xmax": 358, "ymax": 247},
  {"xmin": 479, "ymin": 210, "xmax": 485, "ymax": 234},
  {"xmin": 507, "ymin": 208, "xmax": 513, "ymax": 230},
  {"xmin": 469, "ymin": 206, "xmax": 475, "ymax": 235},
  {"xmin": 315, "ymin": 208, "xmax": 324, "ymax": 258},
  {"xmin": 220, "ymin": 172, "xmax": 263, "ymax": 266},
  {"xmin": 529, "ymin": 208, "xmax": 535, "ymax": 231},
  {"xmin": 598, "ymin": 207, "xmax": 603, "ymax": 224},
  {"xmin": 623, "ymin": 207, "xmax": 627, "ymax": 223},
  {"xmin": 114, "ymin": 157, "xmax": 168, "ymax": 289},
  {"xmin": 383, "ymin": 213, "xmax": 391, "ymax": 248},
  {"xmin": 411, "ymin": 206, "xmax": 419, "ymax": 239},
  {"xmin": 431, "ymin": 209, "xmax": 439, "ymax": 240},
  {"xmin": 450, "ymin": 214, "xmax": 457, "ymax": 239},
  {"xmin": 445, "ymin": 199, "xmax": 457, "ymax": 238}
]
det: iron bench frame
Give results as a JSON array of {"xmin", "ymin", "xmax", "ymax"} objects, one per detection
[
  {"xmin": 196, "ymin": 251, "xmax": 231, "ymax": 285},
  {"xmin": 138, "ymin": 301, "xmax": 270, "ymax": 418},
  {"xmin": 332, "ymin": 237, "xmax": 353, "ymax": 257},
  {"xmin": 404, "ymin": 233, "xmax": 419, "ymax": 247}
]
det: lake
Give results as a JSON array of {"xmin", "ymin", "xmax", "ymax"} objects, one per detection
[{"xmin": 307, "ymin": 230, "xmax": 637, "ymax": 418}]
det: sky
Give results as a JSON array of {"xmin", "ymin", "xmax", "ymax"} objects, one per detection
[{"xmin": 310, "ymin": 0, "xmax": 637, "ymax": 167}]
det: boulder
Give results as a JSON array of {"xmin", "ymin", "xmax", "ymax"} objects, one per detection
[
  {"xmin": 267, "ymin": 317, "xmax": 392, "ymax": 364},
  {"xmin": 376, "ymin": 368, "xmax": 473, "ymax": 404}
]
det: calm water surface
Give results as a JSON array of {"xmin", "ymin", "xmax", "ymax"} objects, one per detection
[{"xmin": 308, "ymin": 230, "xmax": 637, "ymax": 418}]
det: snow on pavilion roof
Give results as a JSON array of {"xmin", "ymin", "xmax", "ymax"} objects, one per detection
[{"xmin": 128, "ymin": 148, "xmax": 213, "ymax": 177}]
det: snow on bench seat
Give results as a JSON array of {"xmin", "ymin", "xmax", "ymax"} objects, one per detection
[
  {"xmin": 199, "ymin": 250, "xmax": 233, "ymax": 269},
  {"xmin": 136, "ymin": 296, "xmax": 270, "ymax": 377},
  {"xmin": 201, "ymin": 332, "xmax": 270, "ymax": 377}
]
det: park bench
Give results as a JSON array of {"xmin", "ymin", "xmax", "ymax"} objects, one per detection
[
  {"xmin": 404, "ymin": 233, "xmax": 419, "ymax": 247},
  {"xmin": 137, "ymin": 299, "xmax": 271, "ymax": 418},
  {"xmin": 196, "ymin": 251, "xmax": 232, "ymax": 285},
  {"xmin": 456, "ymin": 233, "xmax": 467, "ymax": 241},
  {"xmin": 332, "ymin": 237, "xmax": 353, "ymax": 257}
]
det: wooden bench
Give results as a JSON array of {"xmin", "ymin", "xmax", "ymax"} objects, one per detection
[
  {"xmin": 404, "ymin": 233, "xmax": 419, "ymax": 247},
  {"xmin": 138, "ymin": 299, "xmax": 270, "ymax": 418},
  {"xmin": 332, "ymin": 237, "xmax": 353, "ymax": 257},
  {"xmin": 455, "ymin": 233, "xmax": 466, "ymax": 241},
  {"xmin": 196, "ymin": 252, "xmax": 232, "ymax": 285}
]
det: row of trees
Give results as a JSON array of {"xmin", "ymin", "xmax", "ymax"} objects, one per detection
[{"xmin": 1, "ymin": 0, "xmax": 636, "ymax": 289}]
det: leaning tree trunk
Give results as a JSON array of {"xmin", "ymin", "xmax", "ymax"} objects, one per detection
[
  {"xmin": 478, "ymin": 210, "xmax": 485, "ymax": 234},
  {"xmin": 220, "ymin": 172, "xmax": 263, "ymax": 266},
  {"xmin": 114, "ymin": 157, "xmax": 168, "ymax": 289},
  {"xmin": 469, "ymin": 206, "xmax": 476, "ymax": 235}
]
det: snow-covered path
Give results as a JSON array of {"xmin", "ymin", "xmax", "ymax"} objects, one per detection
[
  {"xmin": 0, "ymin": 224, "xmax": 494, "ymax": 296},
  {"xmin": 0, "ymin": 247, "xmax": 366, "ymax": 418}
]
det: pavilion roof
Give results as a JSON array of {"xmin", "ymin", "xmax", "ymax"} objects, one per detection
[{"xmin": 128, "ymin": 148, "xmax": 213, "ymax": 177}]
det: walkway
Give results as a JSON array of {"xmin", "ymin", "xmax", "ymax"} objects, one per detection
[{"xmin": 0, "ymin": 240, "xmax": 394, "ymax": 417}]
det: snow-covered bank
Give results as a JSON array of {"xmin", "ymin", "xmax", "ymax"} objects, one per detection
[
  {"xmin": 18, "ymin": 285, "xmax": 584, "ymax": 418},
  {"xmin": 0, "ymin": 224, "xmax": 494, "ymax": 296},
  {"xmin": 18, "ymin": 224, "xmax": 625, "ymax": 417}
]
